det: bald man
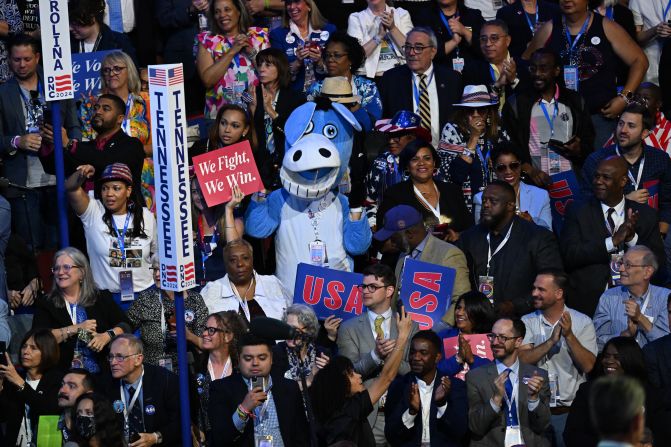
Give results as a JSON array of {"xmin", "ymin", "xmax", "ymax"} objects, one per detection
[{"xmin": 561, "ymin": 156, "xmax": 666, "ymax": 317}]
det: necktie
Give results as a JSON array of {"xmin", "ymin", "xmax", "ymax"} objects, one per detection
[
  {"xmin": 374, "ymin": 316, "xmax": 385, "ymax": 339},
  {"xmin": 107, "ymin": 0, "xmax": 124, "ymax": 33},
  {"xmin": 504, "ymin": 369, "xmax": 519, "ymax": 426},
  {"xmin": 126, "ymin": 386, "xmax": 144, "ymax": 436},
  {"xmin": 418, "ymin": 74, "xmax": 431, "ymax": 132},
  {"xmin": 606, "ymin": 207, "xmax": 616, "ymax": 235}
]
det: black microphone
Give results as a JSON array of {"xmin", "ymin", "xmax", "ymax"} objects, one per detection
[{"xmin": 249, "ymin": 317, "xmax": 312, "ymax": 341}]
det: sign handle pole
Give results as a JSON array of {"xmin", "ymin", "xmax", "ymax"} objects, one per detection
[
  {"xmin": 51, "ymin": 101, "xmax": 70, "ymax": 248},
  {"xmin": 175, "ymin": 290, "xmax": 192, "ymax": 447}
]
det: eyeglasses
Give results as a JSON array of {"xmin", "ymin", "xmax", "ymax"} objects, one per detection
[
  {"xmin": 107, "ymin": 353, "xmax": 141, "ymax": 363},
  {"xmin": 322, "ymin": 52, "xmax": 347, "ymax": 61},
  {"xmin": 51, "ymin": 264, "xmax": 80, "ymax": 273},
  {"xmin": 102, "ymin": 65, "xmax": 127, "ymax": 75},
  {"xmin": 495, "ymin": 161, "xmax": 521, "ymax": 173},
  {"xmin": 479, "ymin": 34, "xmax": 506, "ymax": 44},
  {"xmin": 486, "ymin": 333, "xmax": 520, "ymax": 342},
  {"xmin": 616, "ymin": 261, "xmax": 651, "ymax": 270},
  {"xmin": 403, "ymin": 44, "xmax": 432, "ymax": 54},
  {"xmin": 202, "ymin": 326, "xmax": 227, "ymax": 336},
  {"xmin": 357, "ymin": 283, "xmax": 388, "ymax": 293}
]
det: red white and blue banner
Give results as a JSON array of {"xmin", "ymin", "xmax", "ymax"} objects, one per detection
[
  {"xmin": 149, "ymin": 64, "xmax": 196, "ymax": 291},
  {"xmin": 399, "ymin": 258, "xmax": 455, "ymax": 330},
  {"xmin": 39, "ymin": 0, "xmax": 74, "ymax": 101},
  {"xmin": 549, "ymin": 170, "xmax": 582, "ymax": 234},
  {"xmin": 294, "ymin": 263, "xmax": 364, "ymax": 320}
]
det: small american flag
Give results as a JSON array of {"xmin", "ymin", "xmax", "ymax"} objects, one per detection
[
  {"xmin": 149, "ymin": 68, "xmax": 167, "ymax": 86},
  {"xmin": 167, "ymin": 67, "xmax": 184, "ymax": 86}
]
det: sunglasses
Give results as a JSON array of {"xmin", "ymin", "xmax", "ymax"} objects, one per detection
[{"xmin": 495, "ymin": 161, "xmax": 521, "ymax": 173}]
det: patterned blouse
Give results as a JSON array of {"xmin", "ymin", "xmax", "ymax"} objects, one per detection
[
  {"xmin": 196, "ymin": 28, "xmax": 270, "ymax": 119},
  {"xmin": 127, "ymin": 287, "xmax": 208, "ymax": 372},
  {"xmin": 78, "ymin": 92, "xmax": 150, "ymax": 143},
  {"xmin": 0, "ymin": 1, "xmax": 23, "ymax": 83}
]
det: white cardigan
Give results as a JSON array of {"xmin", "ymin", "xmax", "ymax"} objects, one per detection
[{"xmin": 347, "ymin": 5, "xmax": 413, "ymax": 78}]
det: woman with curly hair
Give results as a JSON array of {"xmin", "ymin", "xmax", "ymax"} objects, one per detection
[
  {"xmin": 192, "ymin": 311, "xmax": 247, "ymax": 443},
  {"xmin": 70, "ymin": 392, "xmax": 124, "ymax": 446}
]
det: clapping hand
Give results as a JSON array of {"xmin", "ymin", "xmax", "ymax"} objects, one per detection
[
  {"xmin": 433, "ymin": 376, "xmax": 451, "ymax": 405},
  {"xmin": 526, "ymin": 371, "xmax": 544, "ymax": 401}
]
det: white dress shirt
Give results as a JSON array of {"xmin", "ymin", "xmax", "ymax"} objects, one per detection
[
  {"xmin": 601, "ymin": 197, "xmax": 639, "ymax": 252},
  {"xmin": 401, "ymin": 373, "xmax": 448, "ymax": 443}
]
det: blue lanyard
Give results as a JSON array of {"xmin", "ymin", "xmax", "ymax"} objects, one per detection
[
  {"xmin": 605, "ymin": 6, "xmax": 613, "ymax": 20},
  {"xmin": 475, "ymin": 144, "xmax": 489, "ymax": 180},
  {"xmin": 664, "ymin": 0, "xmax": 671, "ymax": 22},
  {"xmin": 412, "ymin": 71, "xmax": 434, "ymax": 109},
  {"xmin": 489, "ymin": 65, "xmax": 497, "ymax": 82},
  {"xmin": 523, "ymin": 3, "xmax": 539, "ymax": 34},
  {"xmin": 564, "ymin": 13, "xmax": 591, "ymax": 60},
  {"xmin": 539, "ymin": 100, "xmax": 559, "ymax": 137},
  {"xmin": 439, "ymin": 10, "xmax": 459, "ymax": 37},
  {"xmin": 18, "ymin": 80, "xmax": 43, "ymax": 122},
  {"xmin": 111, "ymin": 213, "xmax": 132, "ymax": 262}
]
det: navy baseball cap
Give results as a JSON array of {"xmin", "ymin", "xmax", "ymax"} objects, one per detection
[{"xmin": 373, "ymin": 205, "xmax": 423, "ymax": 241}]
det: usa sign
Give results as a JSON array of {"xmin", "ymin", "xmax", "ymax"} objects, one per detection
[
  {"xmin": 294, "ymin": 263, "xmax": 364, "ymax": 320},
  {"xmin": 399, "ymin": 258, "xmax": 456, "ymax": 330}
]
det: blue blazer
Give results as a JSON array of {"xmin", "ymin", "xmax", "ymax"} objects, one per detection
[
  {"xmin": 474, "ymin": 181, "xmax": 553, "ymax": 230},
  {"xmin": 0, "ymin": 72, "xmax": 81, "ymax": 197},
  {"xmin": 385, "ymin": 371, "xmax": 468, "ymax": 447},
  {"xmin": 269, "ymin": 23, "xmax": 337, "ymax": 92}
]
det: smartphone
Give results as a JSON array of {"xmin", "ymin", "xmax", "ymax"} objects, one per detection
[
  {"xmin": 0, "ymin": 341, "xmax": 6, "ymax": 366},
  {"xmin": 43, "ymin": 108, "xmax": 53, "ymax": 125},
  {"xmin": 250, "ymin": 376, "xmax": 262, "ymax": 390}
]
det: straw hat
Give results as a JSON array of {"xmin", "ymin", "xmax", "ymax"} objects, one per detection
[
  {"xmin": 319, "ymin": 76, "xmax": 361, "ymax": 104},
  {"xmin": 453, "ymin": 85, "xmax": 498, "ymax": 107}
]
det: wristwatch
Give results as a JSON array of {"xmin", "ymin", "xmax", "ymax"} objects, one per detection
[
  {"xmin": 154, "ymin": 432, "xmax": 163, "ymax": 444},
  {"xmin": 619, "ymin": 89, "xmax": 633, "ymax": 104},
  {"xmin": 106, "ymin": 329, "xmax": 116, "ymax": 341}
]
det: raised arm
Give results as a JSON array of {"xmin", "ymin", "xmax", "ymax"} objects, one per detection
[{"xmin": 65, "ymin": 165, "xmax": 94, "ymax": 216}]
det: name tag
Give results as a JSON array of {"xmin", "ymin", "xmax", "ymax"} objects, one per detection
[{"xmin": 504, "ymin": 425, "xmax": 523, "ymax": 447}]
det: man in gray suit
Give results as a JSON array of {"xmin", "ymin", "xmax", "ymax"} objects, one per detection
[
  {"xmin": 467, "ymin": 318, "xmax": 551, "ymax": 447},
  {"xmin": 337, "ymin": 263, "xmax": 420, "ymax": 446},
  {"xmin": 374, "ymin": 204, "xmax": 471, "ymax": 327}
]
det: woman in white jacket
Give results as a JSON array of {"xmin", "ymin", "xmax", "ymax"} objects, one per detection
[{"xmin": 347, "ymin": 0, "xmax": 413, "ymax": 80}]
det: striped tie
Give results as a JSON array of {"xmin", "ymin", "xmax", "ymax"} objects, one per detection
[{"xmin": 418, "ymin": 74, "xmax": 431, "ymax": 132}]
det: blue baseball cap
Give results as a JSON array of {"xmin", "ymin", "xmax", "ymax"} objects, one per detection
[{"xmin": 373, "ymin": 205, "xmax": 423, "ymax": 241}]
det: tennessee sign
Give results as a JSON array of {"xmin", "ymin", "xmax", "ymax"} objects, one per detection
[
  {"xmin": 149, "ymin": 64, "xmax": 195, "ymax": 291},
  {"xmin": 39, "ymin": 0, "xmax": 74, "ymax": 101},
  {"xmin": 399, "ymin": 258, "xmax": 456, "ymax": 330},
  {"xmin": 549, "ymin": 170, "xmax": 582, "ymax": 234},
  {"xmin": 294, "ymin": 263, "xmax": 364, "ymax": 320},
  {"xmin": 192, "ymin": 141, "xmax": 264, "ymax": 207},
  {"xmin": 72, "ymin": 51, "xmax": 113, "ymax": 99}
]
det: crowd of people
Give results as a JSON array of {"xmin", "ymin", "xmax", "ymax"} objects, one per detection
[{"xmin": 1, "ymin": 0, "xmax": 671, "ymax": 446}]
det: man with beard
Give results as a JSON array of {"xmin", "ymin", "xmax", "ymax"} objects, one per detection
[
  {"xmin": 457, "ymin": 180, "xmax": 563, "ymax": 317},
  {"xmin": 519, "ymin": 271, "xmax": 598, "ymax": 447},
  {"xmin": 372, "ymin": 204, "xmax": 470, "ymax": 326},
  {"xmin": 40, "ymin": 93, "xmax": 145, "ymax": 202},
  {"xmin": 0, "ymin": 34, "xmax": 81, "ymax": 251},
  {"xmin": 502, "ymin": 48, "xmax": 595, "ymax": 188},
  {"xmin": 467, "ymin": 317, "xmax": 551, "ymax": 447},
  {"xmin": 57, "ymin": 368, "xmax": 95, "ymax": 444},
  {"xmin": 583, "ymin": 103, "xmax": 671, "ymax": 237},
  {"xmin": 561, "ymin": 156, "xmax": 666, "ymax": 317},
  {"xmin": 384, "ymin": 330, "xmax": 468, "ymax": 446}
]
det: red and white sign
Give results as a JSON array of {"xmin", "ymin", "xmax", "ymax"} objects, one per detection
[
  {"xmin": 192, "ymin": 141, "xmax": 264, "ymax": 207},
  {"xmin": 39, "ymin": 0, "xmax": 74, "ymax": 101},
  {"xmin": 443, "ymin": 334, "xmax": 493, "ymax": 361}
]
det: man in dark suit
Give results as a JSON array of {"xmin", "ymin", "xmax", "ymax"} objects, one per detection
[
  {"xmin": 106, "ymin": 334, "xmax": 180, "ymax": 446},
  {"xmin": 643, "ymin": 332, "xmax": 671, "ymax": 439},
  {"xmin": 467, "ymin": 318, "xmax": 551, "ymax": 447},
  {"xmin": 561, "ymin": 156, "xmax": 666, "ymax": 317},
  {"xmin": 0, "ymin": 34, "xmax": 81, "ymax": 251},
  {"xmin": 379, "ymin": 26, "xmax": 463, "ymax": 146},
  {"xmin": 208, "ymin": 332, "xmax": 309, "ymax": 446},
  {"xmin": 385, "ymin": 330, "xmax": 468, "ymax": 446},
  {"xmin": 458, "ymin": 180, "xmax": 564, "ymax": 317}
]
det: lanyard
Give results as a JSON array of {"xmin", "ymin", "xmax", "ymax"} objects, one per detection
[
  {"xmin": 159, "ymin": 292, "xmax": 168, "ymax": 338},
  {"xmin": 413, "ymin": 184, "xmax": 441, "ymax": 219},
  {"xmin": 485, "ymin": 221, "xmax": 514, "ymax": 274},
  {"xmin": 412, "ymin": 70, "xmax": 435, "ymax": 110},
  {"xmin": 615, "ymin": 145, "xmax": 645, "ymax": 190},
  {"xmin": 18, "ymin": 81, "xmax": 43, "ymax": 124},
  {"xmin": 523, "ymin": 2, "xmax": 539, "ymax": 34},
  {"xmin": 665, "ymin": 0, "xmax": 671, "ymax": 22},
  {"xmin": 246, "ymin": 377, "xmax": 272, "ymax": 425},
  {"xmin": 631, "ymin": 289, "xmax": 651, "ymax": 316},
  {"xmin": 208, "ymin": 356, "xmax": 232, "ymax": 380},
  {"xmin": 79, "ymin": 32, "xmax": 102, "ymax": 52},
  {"xmin": 539, "ymin": 100, "xmax": 559, "ymax": 138},
  {"xmin": 564, "ymin": 13, "xmax": 591, "ymax": 59},
  {"xmin": 111, "ymin": 213, "xmax": 132, "ymax": 262},
  {"xmin": 489, "ymin": 64, "xmax": 498, "ymax": 82},
  {"xmin": 230, "ymin": 276, "xmax": 255, "ymax": 322},
  {"xmin": 121, "ymin": 94, "xmax": 133, "ymax": 136},
  {"xmin": 65, "ymin": 303, "xmax": 78, "ymax": 325},
  {"xmin": 604, "ymin": 6, "xmax": 613, "ymax": 20},
  {"xmin": 502, "ymin": 370, "xmax": 519, "ymax": 426},
  {"xmin": 475, "ymin": 144, "xmax": 488, "ymax": 180},
  {"xmin": 120, "ymin": 371, "xmax": 144, "ymax": 428},
  {"xmin": 439, "ymin": 10, "xmax": 459, "ymax": 37}
]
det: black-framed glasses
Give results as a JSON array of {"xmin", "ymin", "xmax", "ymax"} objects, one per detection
[
  {"xmin": 486, "ymin": 333, "xmax": 520, "ymax": 342},
  {"xmin": 102, "ymin": 65, "xmax": 127, "ymax": 75},
  {"xmin": 107, "ymin": 353, "xmax": 141, "ymax": 363},
  {"xmin": 616, "ymin": 261, "xmax": 651, "ymax": 270},
  {"xmin": 357, "ymin": 283, "xmax": 388, "ymax": 293},
  {"xmin": 202, "ymin": 326, "xmax": 227, "ymax": 336},
  {"xmin": 403, "ymin": 44, "xmax": 431, "ymax": 54},
  {"xmin": 479, "ymin": 34, "xmax": 506, "ymax": 44},
  {"xmin": 495, "ymin": 161, "xmax": 521, "ymax": 173},
  {"xmin": 322, "ymin": 52, "xmax": 347, "ymax": 61},
  {"xmin": 51, "ymin": 264, "xmax": 80, "ymax": 273}
]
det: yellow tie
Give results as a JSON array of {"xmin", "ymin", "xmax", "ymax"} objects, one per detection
[
  {"xmin": 418, "ymin": 74, "xmax": 431, "ymax": 131},
  {"xmin": 374, "ymin": 316, "xmax": 385, "ymax": 339}
]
